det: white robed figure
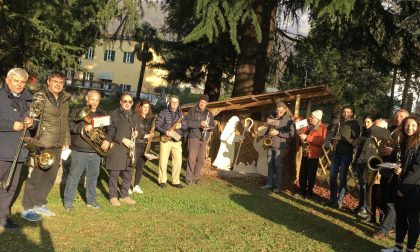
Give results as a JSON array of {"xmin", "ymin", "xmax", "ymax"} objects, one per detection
[{"xmin": 212, "ymin": 116, "xmax": 240, "ymax": 170}]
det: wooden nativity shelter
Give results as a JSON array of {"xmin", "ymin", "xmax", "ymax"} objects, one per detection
[{"xmin": 182, "ymin": 85, "xmax": 336, "ymax": 186}]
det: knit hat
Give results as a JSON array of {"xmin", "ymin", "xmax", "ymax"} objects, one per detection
[
  {"xmin": 311, "ymin": 110, "xmax": 323, "ymax": 120},
  {"xmin": 199, "ymin": 94, "xmax": 209, "ymax": 102}
]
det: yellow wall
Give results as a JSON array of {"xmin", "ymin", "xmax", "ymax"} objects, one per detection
[{"xmin": 80, "ymin": 39, "xmax": 167, "ymax": 92}]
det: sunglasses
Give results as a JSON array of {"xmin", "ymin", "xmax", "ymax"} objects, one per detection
[{"xmin": 122, "ymin": 100, "xmax": 133, "ymax": 104}]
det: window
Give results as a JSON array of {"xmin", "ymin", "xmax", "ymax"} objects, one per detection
[
  {"xmin": 84, "ymin": 72, "xmax": 94, "ymax": 81},
  {"xmin": 104, "ymin": 50, "xmax": 115, "ymax": 62},
  {"xmin": 85, "ymin": 47, "xmax": 94, "ymax": 60},
  {"xmin": 121, "ymin": 84, "xmax": 131, "ymax": 92},
  {"xmin": 123, "ymin": 52, "xmax": 135, "ymax": 64}
]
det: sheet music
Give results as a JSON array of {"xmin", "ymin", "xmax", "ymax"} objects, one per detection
[
  {"xmin": 295, "ymin": 119, "xmax": 308, "ymax": 130},
  {"xmin": 377, "ymin": 162, "xmax": 399, "ymax": 169}
]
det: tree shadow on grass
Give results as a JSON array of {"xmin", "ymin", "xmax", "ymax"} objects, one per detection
[
  {"xmin": 0, "ymin": 214, "xmax": 54, "ymax": 251},
  {"xmin": 225, "ymin": 178, "xmax": 383, "ymax": 251},
  {"xmin": 278, "ymin": 191, "xmax": 377, "ymax": 236}
]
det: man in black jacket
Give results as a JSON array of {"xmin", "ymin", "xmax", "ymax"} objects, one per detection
[
  {"xmin": 185, "ymin": 94, "xmax": 215, "ymax": 184},
  {"xmin": 63, "ymin": 90, "xmax": 111, "ymax": 211},
  {"xmin": 0, "ymin": 68, "xmax": 33, "ymax": 229},
  {"xmin": 21, "ymin": 71, "xmax": 70, "ymax": 222}
]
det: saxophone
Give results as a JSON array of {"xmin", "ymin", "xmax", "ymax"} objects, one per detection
[{"xmin": 161, "ymin": 114, "xmax": 184, "ymax": 142}]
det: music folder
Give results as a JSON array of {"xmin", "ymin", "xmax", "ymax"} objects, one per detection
[
  {"xmin": 92, "ymin": 115, "xmax": 111, "ymax": 128},
  {"xmin": 295, "ymin": 119, "xmax": 308, "ymax": 130}
]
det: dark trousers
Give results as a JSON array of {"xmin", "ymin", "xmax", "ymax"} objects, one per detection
[
  {"xmin": 370, "ymin": 184, "xmax": 381, "ymax": 222},
  {"xmin": 134, "ymin": 144, "xmax": 146, "ymax": 186},
  {"xmin": 186, "ymin": 138, "xmax": 207, "ymax": 182},
  {"xmin": 356, "ymin": 167, "xmax": 366, "ymax": 209},
  {"xmin": 379, "ymin": 175, "xmax": 396, "ymax": 232},
  {"xmin": 63, "ymin": 151, "xmax": 101, "ymax": 207},
  {"xmin": 22, "ymin": 147, "xmax": 62, "ymax": 210},
  {"xmin": 299, "ymin": 157, "xmax": 319, "ymax": 196},
  {"xmin": 0, "ymin": 161, "xmax": 22, "ymax": 226},
  {"xmin": 395, "ymin": 203, "xmax": 420, "ymax": 250},
  {"xmin": 108, "ymin": 169, "xmax": 132, "ymax": 199}
]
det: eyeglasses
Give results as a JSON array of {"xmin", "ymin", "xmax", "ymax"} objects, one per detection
[{"xmin": 122, "ymin": 100, "xmax": 133, "ymax": 104}]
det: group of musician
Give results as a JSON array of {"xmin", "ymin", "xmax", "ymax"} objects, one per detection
[
  {"xmin": 1, "ymin": 67, "xmax": 419, "ymax": 251},
  {"xmin": 0, "ymin": 68, "xmax": 215, "ymax": 228}
]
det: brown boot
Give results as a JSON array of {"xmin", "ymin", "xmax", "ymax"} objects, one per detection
[
  {"xmin": 109, "ymin": 197, "xmax": 121, "ymax": 207},
  {"xmin": 120, "ymin": 197, "xmax": 136, "ymax": 205}
]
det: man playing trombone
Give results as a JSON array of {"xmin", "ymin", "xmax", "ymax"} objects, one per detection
[
  {"xmin": 185, "ymin": 94, "xmax": 215, "ymax": 185},
  {"xmin": 21, "ymin": 71, "xmax": 70, "ymax": 222},
  {"xmin": 0, "ymin": 68, "xmax": 34, "ymax": 229}
]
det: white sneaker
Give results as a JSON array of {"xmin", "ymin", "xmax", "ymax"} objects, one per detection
[
  {"xmin": 133, "ymin": 185, "xmax": 143, "ymax": 194},
  {"xmin": 381, "ymin": 247, "xmax": 404, "ymax": 252},
  {"xmin": 128, "ymin": 189, "xmax": 133, "ymax": 195}
]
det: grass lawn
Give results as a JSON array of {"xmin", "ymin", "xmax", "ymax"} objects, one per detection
[{"xmin": 1, "ymin": 158, "xmax": 394, "ymax": 252}]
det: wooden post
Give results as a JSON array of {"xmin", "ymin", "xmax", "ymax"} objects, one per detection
[
  {"xmin": 294, "ymin": 94, "xmax": 301, "ymax": 118},
  {"xmin": 306, "ymin": 99, "xmax": 312, "ymax": 118}
]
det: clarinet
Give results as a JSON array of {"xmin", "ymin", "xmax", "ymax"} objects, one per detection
[
  {"xmin": 129, "ymin": 126, "xmax": 137, "ymax": 167},
  {"xmin": 201, "ymin": 112, "xmax": 210, "ymax": 141}
]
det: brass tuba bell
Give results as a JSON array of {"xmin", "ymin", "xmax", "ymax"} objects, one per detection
[
  {"xmin": 76, "ymin": 106, "xmax": 112, "ymax": 156},
  {"xmin": 37, "ymin": 149, "xmax": 56, "ymax": 170}
]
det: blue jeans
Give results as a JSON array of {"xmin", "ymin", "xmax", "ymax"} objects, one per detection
[
  {"xmin": 266, "ymin": 144, "xmax": 285, "ymax": 189},
  {"xmin": 64, "ymin": 151, "xmax": 101, "ymax": 207},
  {"xmin": 329, "ymin": 153, "xmax": 353, "ymax": 202}
]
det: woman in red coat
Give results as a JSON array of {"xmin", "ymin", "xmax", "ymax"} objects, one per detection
[{"xmin": 298, "ymin": 110, "xmax": 327, "ymax": 199}]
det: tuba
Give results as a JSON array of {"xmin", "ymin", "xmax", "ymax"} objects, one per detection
[{"xmin": 75, "ymin": 106, "xmax": 112, "ymax": 156}]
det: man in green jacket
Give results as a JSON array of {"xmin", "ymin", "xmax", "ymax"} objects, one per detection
[{"xmin": 21, "ymin": 71, "xmax": 71, "ymax": 222}]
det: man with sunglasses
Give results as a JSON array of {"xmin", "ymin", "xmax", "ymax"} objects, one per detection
[
  {"xmin": 105, "ymin": 93, "xmax": 138, "ymax": 206},
  {"xmin": 156, "ymin": 95, "xmax": 187, "ymax": 188}
]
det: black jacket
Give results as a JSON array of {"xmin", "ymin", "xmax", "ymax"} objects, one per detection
[
  {"xmin": 105, "ymin": 107, "xmax": 138, "ymax": 171},
  {"xmin": 69, "ymin": 106, "xmax": 108, "ymax": 153},
  {"xmin": 335, "ymin": 119, "xmax": 360, "ymax": 155},
  {"xmin": 185, "ymin": 106, "xmax": 215, "ymax": 140},
  {"xmin": 0, "ymin": 86, "xmax": 32, "ymax": 162},
  {"xmin": 399, "ymin": 141, "xmax": 420, "ymax": 195}
]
